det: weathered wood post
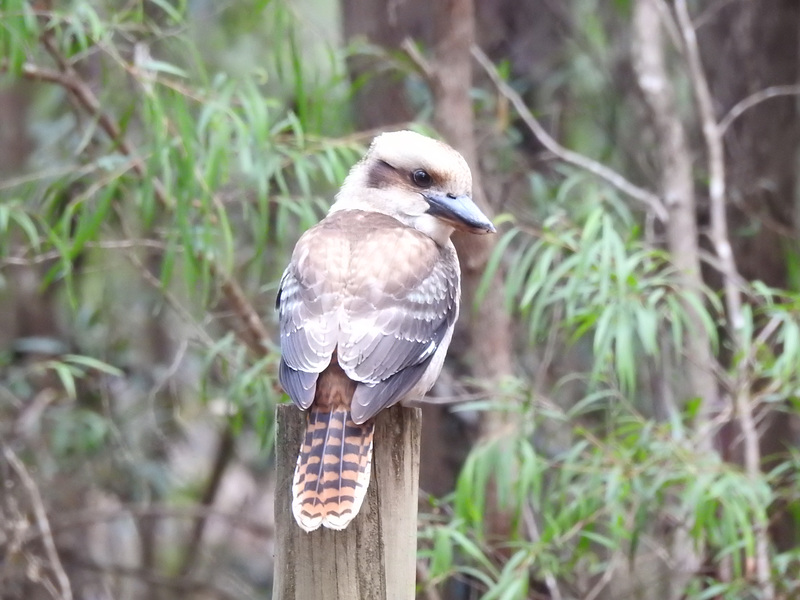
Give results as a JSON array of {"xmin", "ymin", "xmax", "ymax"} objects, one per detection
[{"xmin": 273, "ymin": 404, "xmax": 422, "ymax": 600}]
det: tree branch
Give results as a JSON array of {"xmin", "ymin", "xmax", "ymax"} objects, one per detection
[
  {"xmin": 673, "ymin": 0, "xmax": 743, "ymax": 334},
  {"xmin": 472, "ymin": 46, "xmax": 669, "ymax": 222},
  {"xmin": 14, "ymin": 504, "xmax": 273, "ymax": 545},
  {"xmin": 523, "ymin": 504, "xmax": 563, "ymax": 600},
  {"xmin": 5, "ymin": 57, "xmax": 271, "ymax": 357},
  {"xmin": 719, "ymin": 84, "xmax": 800, "ymax": 135},
  {"xmin": 631, "ymin": 4, "xmax": 717, "ymax": 595},
  {"xmin": 415, "ymin": 560, "xmax": 444, "ymax": 600},
  {"xmin": 176, "ymin": 426, "xmax": 235, "ymax": 577},
  {"xmin": 17, "ymin": 63, "xmax": 138, "ymax": 166},
  {"xmin": 633, "ymin": 0, "xmax": 721, "ymax": 408},
  {"xmin": 64, "ymin": 556, "xmax": 246, "ymax": 600},
  {"xmin": 3, "ymin": 445, "xmax": 73, "ymax": 600},
  {"xmin": 216, "ymin": 264, "xmax": 273, "ymax": 354},
  {"xmin": 400, "ymin": 38, "xmax": 434, "ymax": 83},
  {"xmin": 674, "ymin": 1, "xmax": 772, "ymax": 595}
]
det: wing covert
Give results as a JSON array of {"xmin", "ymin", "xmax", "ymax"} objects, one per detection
[
  {"xmin": 336, "ymin": 225, "xmax": 460, "ymax": 422},
  {"xmin": 276, "ymin": 211, "xmax": 460, "ymax": 419},
  {"xmin": 276, "ymin": 224, "xmax": 345, "ymax": 409}
]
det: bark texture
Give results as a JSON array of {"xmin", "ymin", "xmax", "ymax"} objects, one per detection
[{"xmin": 273, "ymin": 404, "xmax": 421, "ymax": 600}]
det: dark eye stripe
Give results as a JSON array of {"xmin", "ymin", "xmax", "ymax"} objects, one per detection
[{"xmin": 366, "ymin": 160, "xmax": 400, "ymax": 189}]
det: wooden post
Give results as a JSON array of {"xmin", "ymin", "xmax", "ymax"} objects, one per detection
[{"xmin": 273, "ymin": 404, "xmax": 422, "ymax": 600}]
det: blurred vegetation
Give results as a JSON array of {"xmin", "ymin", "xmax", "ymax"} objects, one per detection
[{"xmin": 1, "ymin": 1, "xmax": 800, "ymax": 600}]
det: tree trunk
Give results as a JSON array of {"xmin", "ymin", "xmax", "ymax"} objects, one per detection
[
  {"xmin": 629, "ymin": 2, "xmax": 714, "ymax": 598},
  {"xmin": 432, "ymin": 0, "xmax": 513, "ymax": 430},
  {"xmin": 340, "ymin": 0, "xmax": 427, "ymax": 129},
  {"xmin": 273, "ymin": 405, "xmax": 421, "ymax": 600}
]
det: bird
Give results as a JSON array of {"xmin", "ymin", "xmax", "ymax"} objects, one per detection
[{"xmin": 276, "ymin": 130, "xmax": 495, "ymax": 532}]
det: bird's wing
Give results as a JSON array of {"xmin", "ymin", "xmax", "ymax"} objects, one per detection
[
  {"xmin": 277, "ymin": 211, "xmax": 460, "ymax": 421},
  {"xmin": 337, "ymin": 224, "xmax": 459, "ymax": 423},
  {"xmin": 276, "ymin": 221, "xmax": 347, "ymax": 409}
]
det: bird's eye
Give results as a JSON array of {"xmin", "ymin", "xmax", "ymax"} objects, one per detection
[{"xmin": 411, "ymin": 169, "xmax": 433, "ymax": 188}]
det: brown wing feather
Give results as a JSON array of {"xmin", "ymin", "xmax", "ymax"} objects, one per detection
[
  {"xmin": 337, "ymin": 221, "xmax": 459, "ymax": 423},
  {"xmin": 277, "ymin": 210, "xmax": 460, "ymax": 417}
]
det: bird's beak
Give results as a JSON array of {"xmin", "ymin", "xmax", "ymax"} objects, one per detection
[{"xmin": 425, "ymin": 192, "xmax": 496, "ymax": 234}]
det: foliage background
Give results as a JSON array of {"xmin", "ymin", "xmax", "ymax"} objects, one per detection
[{"xmin": 1, "ymin": 1, "xmax": 799, "ymax": 599}]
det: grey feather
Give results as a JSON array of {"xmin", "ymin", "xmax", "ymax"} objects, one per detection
[{"xmin": 279, "ymin": 360, "xmax": 318, "ymax": 409}]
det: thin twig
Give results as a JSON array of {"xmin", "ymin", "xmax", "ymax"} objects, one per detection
[
  {"xmin": 124, "ymin": 244, "xmax": 283, "ymax": 396},
  {"xmin": 0, "ymin": 160, "xmax": 106, "ymax": 190},
  {"xmin": 0, "ymin": 240, "xmax": 170, "ymax": 268},
  {"xmin": 522, "ymin": 504, "xmax": 563, "ymax": 600},
  {"xmin": 64, "ymin": 557, "xmax": 246, "ymax": 600},
  {"xmin": 125, "ymin": 249, "xmax": 216, "ymax": 349},
  {"xmin": 583, "ymin": 552, "xmax": 620, "ymax": 600},
  {"xmin": 694, "ymin": 0, "xmax": 742, "ymax": 30},
  {"xmin": 633, "ymin": 0, "xmax": 722, "ymax": 469},
  {"xmin": 35, "ymin": 35, "xmax": 172, "ymax": 205},
  {"xmin": 14, "ymin": 503, "xmax": 273, "ymax": 545},
  {"xmin": 673, "ymin": 0, "xmax": 743, "ymax": 334},
  {"xmin": 176, "ymin": 426, "xmax": 235, "ymax": 577},
  {"xmin": 3, "ymin": 445, "xmax": 73, "ymax": 600},
  {"xmin": 17, "ymin": 63, "xmax": 140, "ymax": 174},
  {"xmin": 8, "ymin": 52, "xmax": 271, "ymax": 356},
  {"xmin": 145, "ymin": 339, "xmax": 190, "ymax": 450},
  {"xmin": 674, "ymin": 1, "xmax": 773, "ymax": 596},
  {"xmin": 719, "ymin": 84, "xmax": 800, "ymax": 135},
  {"xmin": 400, "ymin": 38, "xmax": 434, "ymax": 82},
  {"xmin": 216, "ymin": 265, "xmax": 272, "ymax": 354},
  {"xmin": 471, "ymin": 45, "xmax": 668, "ymax": 222},
  {"xmin": 415, "ymin": 560, "xmax": 444, "ymax": 600},
  {"xmin": 406, "ymin": 394, "xmax": 487, "ymax": 406},
  {"xmin": 695, "ymin": 249, "xmax": 752, "ymax": 297}
]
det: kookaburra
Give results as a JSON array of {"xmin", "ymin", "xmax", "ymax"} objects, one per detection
[{"xmin": 277, "ymin": 130, "xmax": 495, "ymax": 532}]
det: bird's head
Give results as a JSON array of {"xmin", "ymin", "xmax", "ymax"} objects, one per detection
[{"xmin": 332, "ymin": 130, "xmax": 495, "ymax": 244}]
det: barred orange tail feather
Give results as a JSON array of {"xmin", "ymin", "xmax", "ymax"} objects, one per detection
[{"xmin": 292, "ymin": 407, "xmax": 374, "ymax": 532}]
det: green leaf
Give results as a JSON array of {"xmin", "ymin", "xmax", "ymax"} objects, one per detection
[
  {"xmin": 429, "ymin": 528, "xmax": 453, "ymax": 578},
  {"xmin": 139, "ymin": 58, "xmax": 190, "ymax": 79},
  {"xmin": 476, "ymin": 227, "xmax": 521, "ymax": 307},
  {"xmin": 148, "ymin": 0, "xmax": 185, "ymax": 23},
  {"xmin": 63, "ymin": 354, "xmax": 123, "ymax": 377}
]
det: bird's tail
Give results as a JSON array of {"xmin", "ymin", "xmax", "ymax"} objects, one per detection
[{"xmin": 292, "ymin": 407, "xmax": 374, "ymax": 532}]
